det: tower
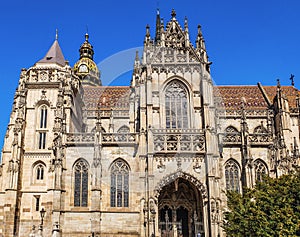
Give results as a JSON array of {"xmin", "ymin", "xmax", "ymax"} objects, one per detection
[
  {"xmin": 74, "ymin": 33, "xmax": 102, "ymax": 86},
  {"xmin": 0, "ymin": 34, "xmax": 83, "ymax": 236}
]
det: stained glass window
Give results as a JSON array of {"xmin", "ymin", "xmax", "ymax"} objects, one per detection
[
  {"xmin": 254, "ymin": 159, "xmax": 267, "ymax": 182},
  {"xmin": 74, "ymin": 159, "xmax": 88, "ymax": 207},
  {"xmin": 225, "ymin": 160, "xmax": 240, "ymax": 192},
  {"xmin": 165, "ymin": 80, "xmax": 189, "ymax": 129},
  {"xmin": 110, "ymin": 160, "xmax": 129, "ymax": 207}
]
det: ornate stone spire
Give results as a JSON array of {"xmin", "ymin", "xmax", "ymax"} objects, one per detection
[
  {"xmin": 144, "ymin": 24, "xmax": 152, "ymax": 46},
  {"xmin": 155, "ymin": 9, "xmax": 161, "ymax": 44},
  {"xmin": 196, "ymin": 25, "xmax": 206, "ymax": 51}
]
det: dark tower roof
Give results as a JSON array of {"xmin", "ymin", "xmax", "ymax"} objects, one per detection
[{"xmin": 37, "ymin": 32, "xmax": 66, "ymax": 66}]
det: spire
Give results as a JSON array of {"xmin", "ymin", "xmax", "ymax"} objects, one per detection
[
  {"xmin": 171, "ymin": 9, "xmax": 176, "ymax": 19},
  {"xmin": 196, "ymin": 24, "xmax": 206, "ymax": 50},
  {"xmin": 144, "ymin": 24, "xmax": 152, "ymax": 46},
  {"xmin": 37, "ymin": 31, "xmax": 66, "ymax": 66},
  {"xmin": 184, "ymin": 16, "xmax": 190, "ymax": 46},
  {"xmin": 79, "ymin": 32, "xmax": 94, "ymax": 60},
  {"xmin": 184, "ymin": 16, "xmax": 189, "ymax": 32},
  {"xmin": 134, "ymin": 50, "xmax": 140, "ymax": 74},
  {"xmin": 155, "ymin": 8, "xmax": 161, "ymax": 44}
]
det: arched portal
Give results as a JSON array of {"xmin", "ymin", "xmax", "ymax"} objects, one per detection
[{"xmin": 158, "ymin": 178, "xmax": 205, "ymax": 237}]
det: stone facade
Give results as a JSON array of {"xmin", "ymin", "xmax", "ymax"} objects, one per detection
[{"xmin": 0, "ymin": 10, "xmax": 299, "ymax": 237}]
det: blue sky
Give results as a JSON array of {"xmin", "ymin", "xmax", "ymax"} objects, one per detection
[{"xmin": 1, "ymin": 0, "xmax": 300, "ymax": 149}]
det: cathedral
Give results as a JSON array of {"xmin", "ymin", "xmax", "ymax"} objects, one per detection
[{"xmin": 0, "ymin": 9, "xmax": 299, "ymax": 237}]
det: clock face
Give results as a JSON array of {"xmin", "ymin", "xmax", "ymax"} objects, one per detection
[{"xmin": 79, "ymin": 64, "xmax": 88, "ymax": 73}]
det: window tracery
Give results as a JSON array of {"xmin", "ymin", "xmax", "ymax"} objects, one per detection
[
  {"xmin": 110, "ymin": 159, "xmax": 129, "ymax": 207},
  {"xmin": 225, "ymin": 160, "xmax": 240, "ymax": 192},
  {"xmin": 33, "ymin": 162, "xmax": 46, "ymax": 183},
  {"xmin": 74, "ymin": 159, "xmax": 89, "ymax": 207},
  {"xmin": 254, "ymin": 159, "xmax": 268, "ymax": 182},
  {"xmin": 165, "ymin": 80, "xmax": 189, "ymax": 129},
  {"xmin": 36, "ymin": 164, "xmax": 44, "ymax": 180}
]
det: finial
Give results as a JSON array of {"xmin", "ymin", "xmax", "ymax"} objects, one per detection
[
  {"xmin": 277, "ymin": 78, "xmax": 281, "ymax": 88},
  {"xmin": 55, "ymin": 29, "xmax": 58, "ymax": 40},
  {"xmin": 146, "ymin": 24, "xmax": 150, "ymax": 37},
  {"xmin": 157, "ymin": 8, "xmax": 160, "ymax": 15},
  {"xmin": 85, "ymin": 32, "xmax": 89, "ymax": 41},
  {"xmin": 135, "ymin": 50, "xmax": 139, "ymax": 61},
  {"xmin": 290, "ymin": 74, "xmax": 295, "ymax": 86},
  {"xmin": 171, "ymin": 9, "xmax": 176, "ymax": 19},
  {"xmin": 197, "ymin": 25, "xmax": 202, "ymax": 36},
  {"xmin": 184, "ymin": 16, "xmax": 188, "ymax": 29}
]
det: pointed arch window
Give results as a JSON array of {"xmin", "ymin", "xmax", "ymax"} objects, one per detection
[
  {"xmin": 33, "ymin": 162, "xmax": 46, "ymax": 183},
  {"xmin": 225, "ymin": 160, "xmax": 240, "ymax": 192},
  {"xmin": 36, "ymin": 164, "xmax": 44, "ymax": 180},
  {"xmin": 165, "ymin": 80, "xmax": 189, "ymax": 129},
  {"xmin": 74, "ymin": 159, "xmax": 89, "ymax": 207},
  {"xmin": 37, "ymin": 104, "xmax": 49, "ymax": 150},
  {"xmin": 40, "ymin": 105, "xmax": 48, "ymax": 129},
  {"xmin": 110, "ymin": 160, "xmax": 129, "ymax": 207},
  {"xmin": 254, "ymin": 159, "xmax": 267, "ymax": 182}
]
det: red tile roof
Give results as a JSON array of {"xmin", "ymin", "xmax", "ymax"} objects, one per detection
[
  {"xmin": 214, "ymin": 86, "xmax": 268, "ymax": 110},
  {"xmin": 83, "ymin": 86, "xmax": 130, "ymax": 110},
  {"xmin": 83, "ymin": 85, "xmax": 299, "ymax": 111}
]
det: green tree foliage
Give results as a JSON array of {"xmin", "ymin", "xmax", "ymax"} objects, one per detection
[{"xmin": 223, "ymin": 171, "xmax": 300, "ymax": 236}]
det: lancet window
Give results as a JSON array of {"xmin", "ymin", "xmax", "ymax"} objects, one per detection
[
  {"xmin": 110, "ymin": 159, "xmax": 129, "ymax": 207},
  {"xmin": 36, "ymin": 164, "xmax": 44, "ymax": 180},
  {"xmin": 37, "ymin": 104, "xmax": 49, "ymax": 149},
  {"xmin": 225, "ymin": 159, "xmax": 240, "ymax": 192},
  {"xmin": 165, "ymin": 80, "xmax": 189, "ymax": 129},
  {"xmin": 254, "ymin": 159, "xmax": 268, "ymax": 182},
  {"xmin": 74, "ymin": 159, "xmax": 89, "ymax": 207}
]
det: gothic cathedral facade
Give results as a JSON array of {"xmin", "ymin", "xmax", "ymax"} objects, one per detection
[{"xmin": 0, "ymin": 10, "xmax": 299, "ymax": 237}]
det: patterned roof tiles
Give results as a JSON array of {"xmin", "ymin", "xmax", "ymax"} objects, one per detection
[
  {"xmin": 83, "ymin": 86, "xmax": 130, "ymax": 110},
  {"xmin": 214, "ymin": 86, "xmax": 268, "ymax": 110},
  {"xmin": 215, "ymin": 85, "xmax": 299, "ymax": 110},
  {"xmin": 83, "ymin": 84, "xmax": 299, "ymax": 111}
]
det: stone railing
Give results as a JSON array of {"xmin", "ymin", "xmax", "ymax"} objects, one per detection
[
  {"xmin": 221, "ymin": 132, "xmax": 273, "ymax": 146},
  {"xmin": 66, "ymin": 133, "xmax": 95, "ymax": 145},
  {"xmin": 102, "ymin": 133, "xmax": 137, "ymax": 145},
  {"xmin": 85, "ymin": 109, "xmax": 129, "ymax": 118},
  {"xmin": 221, "ymin": 132, "xmax": 242, "ymax": 145},
  {"xmin": 152, "ymin": 129, "xmax": 205, "ymax": 153},
  {"xmin": 248, "ymin": 133, "xmax": 273, "ymax": 145},
  {"xmin": 66, "ymin": 132, "xmax": 136, "ymax": 146}
]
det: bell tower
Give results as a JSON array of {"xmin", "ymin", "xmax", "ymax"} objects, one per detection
[
  {"xmin": 0, "ymin": 32, "xmax": 83, "ymax": 236},
  {"xmin": 73, "ymin": 33, "xmax": 102, "ymax": 86}
]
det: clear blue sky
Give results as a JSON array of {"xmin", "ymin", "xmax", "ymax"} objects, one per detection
[{"xmin": 1, "ymin": 0, "xmax": 300, "ymax": 150}]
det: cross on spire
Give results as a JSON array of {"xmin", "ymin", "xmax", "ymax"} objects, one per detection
[{"xmin": 290, "ymin": 74, "xmax": 295, "ymax": 86}]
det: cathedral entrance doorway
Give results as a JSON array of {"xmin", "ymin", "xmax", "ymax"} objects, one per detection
[{"xmin": 158, "ymin": 178, "xmax": 204, "ymax": 237}]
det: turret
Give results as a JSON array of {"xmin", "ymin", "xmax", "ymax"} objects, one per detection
[
  {"xmin": 144, "ymin": 24, "xmax": 152, "ymax": 47},
  {"xmin": 73, "ymin": 33, "xmax": 101, "ymax": 86}
]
